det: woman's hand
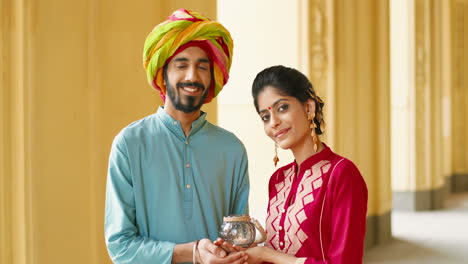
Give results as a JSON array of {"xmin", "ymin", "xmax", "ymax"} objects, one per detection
[
  {"xmin": 214, "ymin": 238, "xmax": 257, "ymax": 253},
  {"xmin": 247, "ymin": 246, "xmax": 299, "ymax": 264},
  {"xmin": 244, "ymin": 246, "xmax": 266, "ymax": 264}
]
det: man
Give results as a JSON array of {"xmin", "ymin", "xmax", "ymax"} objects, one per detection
[{"xmin": 105, "ymin": 9, "xmax": 249, "ymax": 264}]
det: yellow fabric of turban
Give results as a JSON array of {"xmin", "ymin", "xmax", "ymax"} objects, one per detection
[{"xmin": 143, "ymin": 8, "xmax": 234, "ymax": 103}]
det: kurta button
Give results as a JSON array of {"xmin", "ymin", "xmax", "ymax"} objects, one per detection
[
  {"xmin": 278, "ymin": 226, "xmax": 283, "ymax": 231},
  {"xmin": 279, "ymin": 242, "xmax": 284, "ymax": 246},
  {"xmin": 185, "ymin": 141, "xmax": 188, "ymax": 144},
  {"xmin": 186, "ymin": 163, "xmax": 190, "ymax": 168},
  {"xmin": 280, "ymin": 209, "xmax": 285, "ymax": 213},
  {"xmin": 186, "ymin": 184, "xmax": 191, "ymax": 189},
  {"xmin": 173, "ymin": 121, "xmax": 177, "ymax": 125}
]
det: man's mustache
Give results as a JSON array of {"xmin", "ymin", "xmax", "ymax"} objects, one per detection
[{"xmin": 177, "ymin": 82, "xmax": 205, "ymax": 90}]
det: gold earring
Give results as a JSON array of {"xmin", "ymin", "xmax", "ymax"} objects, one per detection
[
  {"xmin": 308, "ymin": 112, "xmax": 318, "ymax": 152},
  {"xmin": 273, "ymin": 144, "xmax": 279, "ymax": 167}
]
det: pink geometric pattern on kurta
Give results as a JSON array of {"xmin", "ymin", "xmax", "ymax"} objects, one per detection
[
  {"xmin": 283, "ymin": 160, "xmax": 331, "ymax": 254},
  {"xmin": 266, "ymin": 166, "xmax": 295, "ymax": 249}
]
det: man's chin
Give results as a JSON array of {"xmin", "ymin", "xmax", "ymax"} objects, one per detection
[
  {"xmin": 168, "ymin": 90, "xmax": 208, "ymax": 113},
  {"xmin": 177, "ymin": 107, "xmax": 201, "ymax": 113},
  {"xmin": 174, "ymin": 102, "xmax": 203, "ymax": 113}
]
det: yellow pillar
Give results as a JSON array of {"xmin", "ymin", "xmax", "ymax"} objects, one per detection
[
  {"xmin": 439, "ymin": 0, "xmax": 454, "ymax": 198},
  {"xmin": 450, "ymin": 0, "xmax": 468, "ymax": 192},
  {"xmin": 1, "ymin": 0, "xmax": 216, "ymax": 263},
  {"xmin": 330, "ymin": 0, "xmax": 391, "ymax": 248},
  {"xmin": 303, "ymin": 0, "xmax": 392, "ymax": 248},
  {"xmin": 391, "ymin": 0, "xmax": 453, "ymax": 211}
]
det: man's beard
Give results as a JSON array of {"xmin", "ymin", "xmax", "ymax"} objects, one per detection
[{"xmin": 166, "ymin": 81, "xmax": 209, "ymax": 113}]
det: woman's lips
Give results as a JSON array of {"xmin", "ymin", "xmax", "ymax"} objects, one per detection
[{"xmin": 275, "ymin": 128, "xmax": 290, "ymax": 138}]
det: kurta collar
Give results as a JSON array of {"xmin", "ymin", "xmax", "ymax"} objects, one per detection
[
  {"xmin": 295, "ymin": 143, "xmax": 332, "ymax": 174},
  {"xmin": 156, "ymin": 106, "xmax": 207, "ymax": 139}
]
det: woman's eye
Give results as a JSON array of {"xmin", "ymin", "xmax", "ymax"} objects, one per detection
[
  {"xmin": 278, "ymin": 104, "xmax": 289, "ymax": 112},
  {"xmin": 261, "ymin": 114, "xmax": 270, "ymax": 122}
]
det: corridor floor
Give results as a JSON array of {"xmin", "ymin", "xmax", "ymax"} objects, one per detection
[{"xmin": 364, "ymin": 193, "xmax": 468, "ymax": 264}]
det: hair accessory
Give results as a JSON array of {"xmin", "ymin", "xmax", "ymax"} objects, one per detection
[{"xmin": 308, "ymin": 112, "xmax": 319, "ymax": 152}]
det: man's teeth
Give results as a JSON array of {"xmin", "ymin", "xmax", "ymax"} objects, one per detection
[{"xmin": 183, "ymin": 87, "xmax": 198, "ymax": 92}]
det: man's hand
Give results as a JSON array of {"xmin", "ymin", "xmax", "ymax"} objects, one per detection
[{"xmin": 198, "ymin": 238, "xmax": 248, "ymax": 264}]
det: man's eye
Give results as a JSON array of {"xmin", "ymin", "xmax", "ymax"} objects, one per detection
[
  {"xmin": 278, "ymin": 104, "xmax": 289, "ymax": 112},
  {"xmin": 198, "ymin": 66, "xmax": 208, "ymax": 71},
  {"xmin": 176, "ymin": 65, "xmax": 187, "ymax": 69},
  {"xmin": 261, "ymin": 114, "xmax": 270, "ymax": 122}
]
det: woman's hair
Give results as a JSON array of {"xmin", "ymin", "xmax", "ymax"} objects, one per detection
[{"xmin": 252, "ymin": 65, "xmax": 325, "ymax": 135}]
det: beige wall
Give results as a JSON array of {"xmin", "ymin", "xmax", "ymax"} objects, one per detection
[{"xmin": 217, "ymin": 0, "xmax": 301, "ymax": 224}]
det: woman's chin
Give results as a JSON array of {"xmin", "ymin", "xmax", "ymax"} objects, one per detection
[{"xmin": 276, "ymin": 140, "xmax": 294, "ymax": 150}]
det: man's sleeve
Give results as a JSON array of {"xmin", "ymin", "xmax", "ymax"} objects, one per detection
[
  {"xmin": 104, "ymin": 133, "xmax": 175, "ymax": 264},
  {"xmin": 231, "ymin": 146, "xmax": 250, "ymax": 215}
]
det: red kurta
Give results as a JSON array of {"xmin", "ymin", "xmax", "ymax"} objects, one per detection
[{"xmin": 265, "ymin": 144, "xmax": 368, "ymax": 264}]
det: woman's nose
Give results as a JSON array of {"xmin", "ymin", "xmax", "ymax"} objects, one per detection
[{"xmin": 270, "ymin": 114, "xmax": 280, "ymax": 128}]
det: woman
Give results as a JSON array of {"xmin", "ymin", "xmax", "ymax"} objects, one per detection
[{"xmin": 219, "ymin": 65, "xmax": 368, "ymax": 264}]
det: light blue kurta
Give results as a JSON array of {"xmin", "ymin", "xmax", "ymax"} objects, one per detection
[{"xmin": 105, "ymin": 107, "xmax": 249, "ymax": 264}]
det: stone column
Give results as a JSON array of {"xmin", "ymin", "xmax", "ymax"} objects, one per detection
[
  {"xmin": 0, "ymin": 0, "xmax": 217, "ymax": 263},
  {"xmin": 450, "ymin": 0, "xmax": 468, "ymax": 192},
  {"xmin": 391, "ymin": 0, "xmax": 453, "ymax": 211},
  {"xmin": 332, "ymin": 0, "xmax": 392, "ymax": 248}
]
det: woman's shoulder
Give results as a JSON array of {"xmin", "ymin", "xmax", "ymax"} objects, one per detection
[
  {"xmin": 326, "ymin": 153, "xmax": 367, "ymax": 194},
  {"xmin": 328, "ymin": 154, "xmax": 361, "ymax": 178}
]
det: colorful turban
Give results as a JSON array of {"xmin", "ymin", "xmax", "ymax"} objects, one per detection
[{"xmin": 143, "ymin": 8, "xmax": 234, "ymax": 103}]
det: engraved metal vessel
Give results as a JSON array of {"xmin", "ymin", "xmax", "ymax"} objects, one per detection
[{"xmin": 219, "ymin": 215, "xmax": 266, "ymax": 248}]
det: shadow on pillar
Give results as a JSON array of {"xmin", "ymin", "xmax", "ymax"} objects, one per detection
[
  {"xmin": 393, "ymin": 174, "xmax": 468, "ymax": 211},
  {"xmin": 451, "ymin": 174, "xmax": 468, "ymax": 193},
  {"xmin": 392, "ymin": 187, "xmax": 446, "ymax": 211},
  {"xmin": 364, "ymin": 212, "xmax": 392, "ymax": 250}
]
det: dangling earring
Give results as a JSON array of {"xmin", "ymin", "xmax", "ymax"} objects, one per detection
[
  {"xmin": 273, "ymin": 144, "xmax": 279, "ymax": 167},
  {"xmin": 308, "ymin": 112, "xmax": 319, "ymax": 152}
]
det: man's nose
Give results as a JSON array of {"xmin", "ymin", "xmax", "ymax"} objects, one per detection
[{"xmin": 185, "ymin": 66, "xmax": 199, "ymax": 82}]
